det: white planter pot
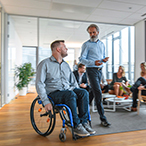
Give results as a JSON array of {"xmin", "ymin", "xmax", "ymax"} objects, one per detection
[{"xmin": 19, "ymin": 87, "xmax": 27, "ymax": 96}]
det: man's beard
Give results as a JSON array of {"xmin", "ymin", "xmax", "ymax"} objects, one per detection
[
  {"xmin": 61, "ymin": 52, "xmax": 68, "ymax": 58},
  {"xmin": 80, "ymin": 70, "xmax": 85, "ymax": 73},
  {"xmin": 90, "ymin": 35, "xmax": 98, "ymax": 42}
]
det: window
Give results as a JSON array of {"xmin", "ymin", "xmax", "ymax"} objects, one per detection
[{"xmin": 104, "ymin": 26, "xmax": 135, "ymax": 84}]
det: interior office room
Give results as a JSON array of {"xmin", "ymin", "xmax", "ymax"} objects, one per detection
[{"xmin": 0, "ymin": 0, "xmax": 146, "ymax": 145}]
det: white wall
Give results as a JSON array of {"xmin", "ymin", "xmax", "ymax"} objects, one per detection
[{"xmin": 134, "ymin": 20, "xmax": 145, "ymax": 80}]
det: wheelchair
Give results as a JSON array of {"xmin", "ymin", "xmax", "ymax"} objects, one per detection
[{"xmin": 30, "ymin": 95, "xmax": 92, "ymax": 142}]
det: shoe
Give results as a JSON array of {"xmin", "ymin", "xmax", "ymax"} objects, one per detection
[
  {"xmin": 83, "ymin": 123, "xmax": 96, "ymax": 134},
  {"xmin": 74, "ymin": 123, "xmax": 90, "ymax": 137},
  {"xmin": 131, "ymin": 107, "xmax": 137, "ymax": 111},
  {"xmin": 101, "ymin": 121, "xmax": 111, "ymax": 127}
]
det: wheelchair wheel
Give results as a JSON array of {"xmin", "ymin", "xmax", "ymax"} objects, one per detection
[
  {"xmin": 59, "ymin": 132, "xmax": 66, "ymax": 142},
  {"xmin": 30, "ymin": 97, "xmax": 56, "ymax": 136}
]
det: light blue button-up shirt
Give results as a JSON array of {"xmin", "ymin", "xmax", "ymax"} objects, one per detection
[
  {"xmin": 35, "ymin": 56, "xmax": 79, "ymax": 106},
  {"xmin": 79, "ymin": 39, "xmax": 106, "ymax": 68}
]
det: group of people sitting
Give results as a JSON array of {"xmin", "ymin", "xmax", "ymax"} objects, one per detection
[
  {"xmin": 74, "ymin": 62, "xmax": 146, "ymax": 112},
  {"xmin": 108, "ymin": 63, "xmax": 146, "ymax": 112}
]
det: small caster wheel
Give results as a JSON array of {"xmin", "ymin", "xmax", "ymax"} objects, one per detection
[{"xmin": 59, "ymin": 133, "xmax": 66, "ymax": 142}]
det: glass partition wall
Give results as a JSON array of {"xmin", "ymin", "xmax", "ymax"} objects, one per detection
[
  {"xmin": 8, "ymin": 16, "xmax": 37, "ymax": 102},
  {"xmin": 7, "ymin": 15, "xmax": 135, "ymax": 105}
]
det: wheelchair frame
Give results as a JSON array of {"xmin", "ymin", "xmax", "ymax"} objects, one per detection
[{"xmin": 30, "ymin": 95, "xmax": 92, "ymax": 142}]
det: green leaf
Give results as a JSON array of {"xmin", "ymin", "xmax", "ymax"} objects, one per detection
[{"xmin": 14, "ymin": 63, "xmax": 35, "ymax": 90}]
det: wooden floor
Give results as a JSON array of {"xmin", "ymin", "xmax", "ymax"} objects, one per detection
[{"xmin": 0, "ymin": 91, "xmax": 146, "ymax": 146}]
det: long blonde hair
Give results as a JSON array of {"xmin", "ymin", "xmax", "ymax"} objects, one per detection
[
  {"xmin": 119, "ymin": 65, "xmax": 125, "ymax": 77},
  {"xmin": 140, "ymin": 62, "xmax": 146, "ymax": 76}
]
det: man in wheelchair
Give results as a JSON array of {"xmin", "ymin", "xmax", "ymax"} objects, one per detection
[{"xmin": 35, "ymin": 40, "xmax": 96, "ymax": 137}]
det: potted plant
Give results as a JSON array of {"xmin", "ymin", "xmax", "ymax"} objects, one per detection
[{"xmin": 15, "ymin": 63, "xmax": 35, "ymax": 96}]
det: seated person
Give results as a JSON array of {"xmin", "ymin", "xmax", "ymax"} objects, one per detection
[
  {"xmin": 109, "ymin": 66, "xmax": 129, "ymax": 97},
  {"xmin": 73, "ymin": 63, "xmax": 94, "ymax": 105},
  {"xmin": 35, "ymin": 40, "xmax": 95, "ymax": 137},
  {"xmin": 124, "ymin": 62, "xmax": 146, "ymax": 111}
]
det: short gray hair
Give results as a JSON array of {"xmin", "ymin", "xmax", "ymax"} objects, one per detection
[{"xmin": 87, "ymin": 24, "xmax": 99, "ymax": 32}]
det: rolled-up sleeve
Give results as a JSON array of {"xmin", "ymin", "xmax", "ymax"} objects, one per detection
[{"xmin": 35, "ymin": 61, "xmax": 50, "ymax": 106}]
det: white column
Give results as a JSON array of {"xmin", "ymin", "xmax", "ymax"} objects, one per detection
[{"xmin": 134, "ymin": 20, "xmax": 145, "ymax": 80}]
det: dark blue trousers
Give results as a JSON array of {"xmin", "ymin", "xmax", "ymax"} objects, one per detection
[
  {"xmin": 49, "ymin": 88, "xmax": 89, "ymax": 128},
  {"xmin": 86, "ymin": 68, "xmax": 107, "ymax": 122},
  {"xmin": 130, "ymin": 77, "xmax": 146, "ymax": 108}
]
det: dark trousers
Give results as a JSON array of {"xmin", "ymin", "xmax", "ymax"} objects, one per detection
[
  {"xmin": 86, "ymin": 68, "xmax": 107, "ymax": 122},
  {"xmin": 81, "ymin": 86, "xmax": 94, "ymax": 105},
  {"xmin": 102, "ymin": 85, "xmax": 109, "ymax": 93},
  {"xmin": 49, "ymin": 88, "xmax": 89, "ymax": 128},
  {"xmin": 130, "ymin": 77, "xmax": 146, "ymax": 107}
]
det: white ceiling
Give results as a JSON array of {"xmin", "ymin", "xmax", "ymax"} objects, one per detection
[
  {"xmin": 10, "ymin": 15, "xmax": 127, "ymax": 47},
  {"xmin": 1, "ymin": 0, "xmax": 146, "ymax": 25},
  {"xmin": 1, "ymin": 0, "xmax": 145, "ymax": 47}
]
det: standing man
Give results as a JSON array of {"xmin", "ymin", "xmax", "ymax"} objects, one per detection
[
  {"xmin": 79, "ymin": 24, "xmax": 111, "ymax": 127},
  {"xmin": 73, "ymin": 63, "xmax": 94, "ymax": 104},
  {"xmin": 36, "ymin": 40, "xmax": 95, "ymax": 137}
]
